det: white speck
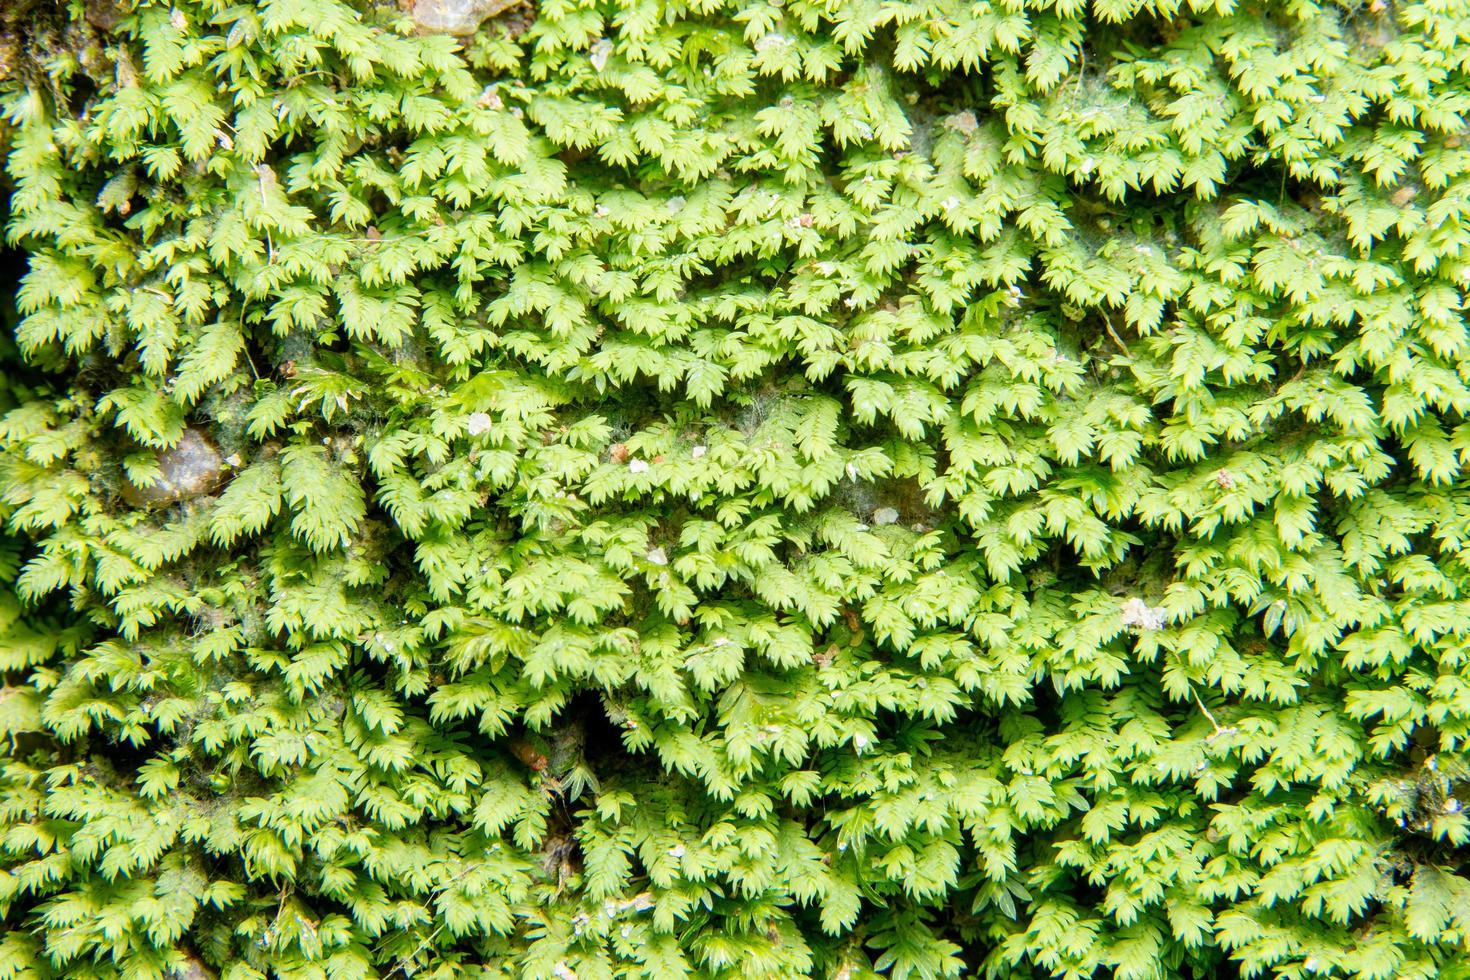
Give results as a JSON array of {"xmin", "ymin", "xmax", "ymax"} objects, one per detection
[
  {"xmin": 844, "ymin": 296, "xmax": 857, "ymax": 308},
  {"xmin": 595, "ymin": 204, "xmax": 611, "ymax": 218},
  {"xmin": 1079, "ymin": 156, "xmax": 1096, "ymax": 176},
  {"xmin": 647, "ymin": 547, "xmax": 668, "ymax": 566},
  {"xmin": 854, "ymin": 121, "xmax": 874, "ymax": 140},
  {"xmin": 666, "ymin": 196, "xmax": 686, "ymax": 213},
  {"xmin": 691, "ymin": 445, "xmax": 707, "ymax": 459},
  {"xmin": 590, "ymin": 39, "xmax": 613, "ymax": 72},
  {"xmin": 1304, "ymin": 958, "xmax": 1320, "ymax": 973},
  {"xmin": 855, "ymin": 523, "xmax": 869, "ymax": 532},
  {"xmin": 754, "ymin": 33, "xmax": 790, "ymax": 51},
  {"xmin": 1309, "ymin": 94, "xmax": 1325, "ymax": 103},
  {"xmin": 467, "ymin": 412, "xmax": 492, "ymax": 436},
  {"xmin": 554, "ymin": 963, "xmax": 578, "ymax": 980},
  {"xmin": 816, "ymin": 261, "xmax": 837, "ymax": 276},
  {"xmin": 845, "ymin": 462, "xmax": 859, "ymax": 480},
  {"xmin": 941, "ymin": 196, "xmax": 960, "ymax": 211},
  {"xmin": 620, "ymin": 924, "xmax": 632, "ymax": 938},
  {"xmin": 873, "ymin": 507, "xmax": 899, "ymax": 526},
  {"xmin": 854, "ymin": 734, "xmax": 871, "ymax": 753},
  {"xmin": 668, "ymin": 844, "xmax": 685, "ymax": 858},
  {"xmin": 713, "ymin": 637, "xmax": 729, "ymax": 647},
  {"xmin": 1447, "ymin": 798, "xmax": 1462, "ymax": 813},
  {"xmin": 1426, "ymin": 756, "xmax": 1438, "ymax": 771},
  {"xmin": 628, "ymin": 459, "xmax": 649, "ymax": 474},
  {"xmin": 1005, "ymin": 284, "xmax": 1023, "ymax": 306},
  {"xmin": 1120, "ymin": 597, "xmax": 1168, "ymax": 631},
  {"xmin": 170, "ymin": 8, "xmax": 188, "ymax": 30}
]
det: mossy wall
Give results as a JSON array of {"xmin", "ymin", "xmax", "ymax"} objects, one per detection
[{"xmin": 2, "ymin": 0, "xmax": 1470, "ymax": 977}]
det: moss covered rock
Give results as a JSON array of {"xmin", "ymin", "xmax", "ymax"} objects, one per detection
[{"xmin": 1, "ymin": 0, "xmax": 1469, "ymax": 978}]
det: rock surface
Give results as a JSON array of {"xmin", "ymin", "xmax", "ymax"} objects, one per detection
[
  {"xmin": 411, "ymin": 0, "xmax": 520, "ymax": 34},
  {"xmin": 122, "ymin": 428, "xmax": 227, "ymax": 507}
]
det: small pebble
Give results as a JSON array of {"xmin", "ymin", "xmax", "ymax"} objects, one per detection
[
  {"xmin": 948, "ymin": 110, "xmax": 979, "ymax": 135},
  {"xmin": 1120, "ymin": 597, "xmax": 1167, "ymax": 631},
  {"xmin": 590, "ymin": 38, "xmax": 613, "ymax": 71}
]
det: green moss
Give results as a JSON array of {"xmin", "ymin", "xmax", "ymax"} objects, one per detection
[{"xmin": 2, "ymin": 0, "xmax": 1470, "ymax": 977}]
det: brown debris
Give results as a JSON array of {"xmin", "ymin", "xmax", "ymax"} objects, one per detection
[{"xmin": 508, "ymin": 736, "xmax": 548, "ymax": 772}]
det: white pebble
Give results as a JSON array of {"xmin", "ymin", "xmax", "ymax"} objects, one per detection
[
  {"xmin": 466, "ymin": 412, "xmax": 492, "ymax": 436},
  {"xmin": 647, "ymin": 547, "xmax": 668, "ymax": 566},
  {"xmin": 589, "ymin": 39, "xmax": 612, "ymax": 71},
  {"xmin": 873, "ymin": 507, "xmax": 899, "ymax": 526},
  {"xmin": 628, "ymin": 459, "xmax": 649, "ymax": 474},
  {"xmin": 1120, "ymin": 597, "xmax": 1167, "ymax": 631},
  {"xmin": 691, "ymin": 445, "xmax": 707, "ymax": 459}
]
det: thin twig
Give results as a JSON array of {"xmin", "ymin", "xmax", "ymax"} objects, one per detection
[
  {"xmin": 1191, "ymin": 687, "xmax": 1224, "ymax": 734},
  {"xmin": 1102, "ymin": 313, "xmax": 1131, "ymax": 356}
]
